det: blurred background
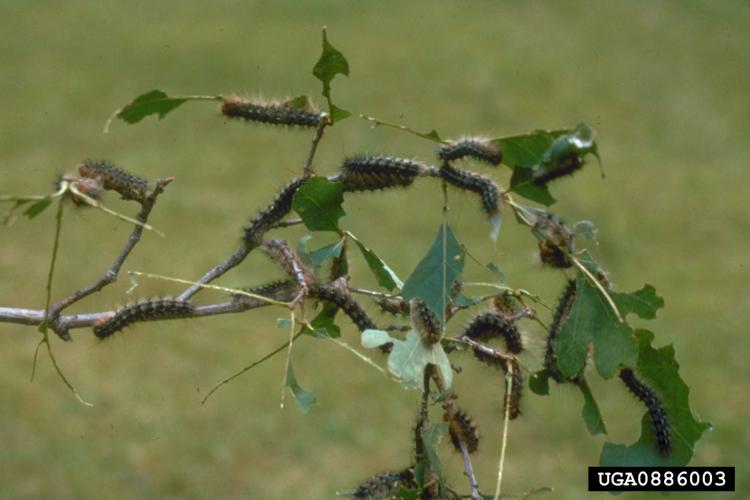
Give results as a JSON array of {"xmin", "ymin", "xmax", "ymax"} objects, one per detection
[{"xmin": 0, "ymin": 1, "xmax": 747, "ymax": 498}]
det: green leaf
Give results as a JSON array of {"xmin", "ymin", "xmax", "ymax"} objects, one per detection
[
  {"xmin": 541, "ymin": 122, "xmax": 599, "ymax": 167},
  {"xmin": 312, "ymin": 28, "xmax": 349, "ymax": 122},
  {"xmin": 308, "ymin": 303, "xmax": 341, "ymax": 338},
  {"xmin": 510, "ymin": 166, "xmax": 556, "ymax": 206},
  {"xmin": 573, "ymin": 220, "xmax": 598, "ymax": 240},
  {"xmin": 387, "ymin": 331, "xmax": 453, "ymax": 390},
  {"xmin": 3, "ymin": 199, "xmax": 32, "ymax": 226},
  {"xmin": 579, "ymin": 378, "xmax": 607, "ymax": 436},
  {"xmin": 23, "ymin": 198, "xmax": 53, "ymax": 219},
  {"xmin": 420, "ymin": 422, "xmax": 448, "ymax": 485},
  {"xmin": 349, "ymin": 233, "xmax": 403, "ymax": 291},
  {"xmin": 485, "ymin": 262, "xmax": 504, "ymax": 279},
  {"xmin": 554, "ymin": 274, "xmax": 638, "ymax": 379},
  {"xmin": 453, "ymin": 293, "xmax": 483, "ymax": 307},
  {"xmin": 298, "ymin": 235, "xmax": 345, "ymax": 268},
  {"xmin": 292, "ymin": 178, "xmax": 345, "ymax": 232},
  {"xmin": 283, "ymin": 95, "xmax": 312, "ymax": 110},
  {"xmin": 529, "ymin": 370, "xmax": 550, "ymax": 395},
  {"xmin": 285, "ymin": 361, "xmax": 317, "ymax": 414},
  {"xmin": 361, "ymin": 329, "xmax": 394, "ymax": 349},
  {"xmin": 611, "ymin": 284, "xmax": 665, "ymax": 320},
  {"xmin": 112, "ymin": 90, "xmax": 186, "ymax": 125},
  {"xmin": 600, "ymin": 329, "xmax": 711, "ymax": 466},
  {"xmin": 401, "ymin": 223, "xmax": 464, "ymax": 324},
  {"xmin": 493, "ymin": 129, "xmax": 569, "ymax": 170},
  {"xmin": 329, "ymin": 103, "xmax": 351, "ymax": 122}
]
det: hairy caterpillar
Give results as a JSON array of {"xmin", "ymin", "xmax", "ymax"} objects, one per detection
[
  {"xmin": 619, "ymin": 368, "xmax": 672, "ymax": 455},
  {"xmin": 57, "ymin": 173, "xmax": 102, "ymax": 207},
  {"xmin": 220, "ymin": 96, "xmax": 323, "ymax": 128},
  {"xmin": 544, "ymin": 280, "xmax": 580, "ymax": 383},
  {"xmin": 78, "ymin": 160, "xmax": 148, "ymax": 203},
  {"xmin": 533, "ymin": 213, "xmax": 575, "ymax": 269},
  {"xmin": 93, "ymin": 298, "xmax": 194, "ymax": 339},
  {"xmin": 439, "ymin": 164, "xmax": 500, "ymax": 217},
  {"xmin": 472, "ymin": 347, "xmax": 523, "ymax": 419},
  {"xmin": 338, "ymin": 156, "xmax": 425, "ymax": 192},
  {"xmin": 409, "ymin": 298, "xmax": 440, "ymax": 344},
  {"xmin": 350, "ymin": 469, "xmax": 416, "ymax": 499},
  {"xmin": 438, "ymin": 137, "xmax": 502, "ymax": 166},
  {"xmin": 232, "ymin": 280, "xmax": 298, "ymax": 304},
  {"xmin": 463, "ymin": 312, "xmax": 524, "ymax": 354},
  {"xmin": 375, "ymin": 295, "xmax": 409, "ymax": 316},
  {"xmin": 244, "ymin": 176, "xmax": 309, "ymax": 243},
  {"xmin": 262, "ymin": 239, "xmax": 314, "ymax": 294},
  {"xmin": 312, "ymin": 284, "xmax": 376, "ymax": 333},
  {"xmin": 532, "ymin": 152, "xmax": 583, "ymax": 186},
  {"xmin": 445, "ymin": 409, "xmax": 479, "ymax": 454}
]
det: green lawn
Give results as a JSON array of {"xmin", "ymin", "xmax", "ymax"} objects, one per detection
[{"xmin": 1, "ymin": 1, "xmax": 748, "ymax": 498}]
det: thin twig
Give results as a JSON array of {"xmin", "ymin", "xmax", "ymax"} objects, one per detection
[
  {"xmin": 303, "ymin": 118, "xmax": 328, "ymax": 175},
  {"xmin": 46, "ymin": 178, "xmax": 173, "ymax": 339},
  {"xmin": 201, "ymin": 329, "xmax": 305, "ymax": 405},
  {"xmin": 177, "ymin": 245, "xmax": 254, "ymax": 301},
  {"xmin": 269, "ymin": 218, "xmax": 304, "ymax": 229},
  {"xmin": 494, "ymin": 361, "xmax": 514, "ymax": 500},
  {"xmin": 459, "ymin": 439, "xmax": 482, "ymax": 500}
]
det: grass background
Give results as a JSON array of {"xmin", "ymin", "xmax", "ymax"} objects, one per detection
[{"xmin": 0, "ymin": 1, "xmax": 748, "ymax": 498}]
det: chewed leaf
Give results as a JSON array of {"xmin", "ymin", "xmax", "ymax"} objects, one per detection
[
  {"xmin": 292, "ymin": 178, "xmax": 345, "ymax": 232},
  {"xmin": 510, "ymin": 166, "xmax": 556, "ymax": 206},
  {"xmin": 283, "ymin": 95, "xmax": 312, "ymax": 110},
  {"xmin": 579, "ymin": 378, "xmax": 607, "ymax": 436},
  {"xmin": 401, "ymin": 223, "xmax": 464, "ymax": 324},
  {"xmin": 361, "ymin": 329, "xmax": 394, "ymax": 349},
  {"xmin": 611, "ymin": 284, "xmax": 665, "ymax": 320},
  {"xmin": 349, "ymin": 232, "xmax": 403, "ymax": 291},
  {"xmin": 312, "ymin": 28, "xmax": 350, "ymax": 123},
  {"xmin": 386, "ymin": 331, "xmax": 453, "ymax": 390},
  {"xmin": 600, "ymin": 330, "xmax": 710, "ymax": 466},
  {"xmin": 285, "ymin": 361, "xmax": 317, "ymax": 414},
  {"xmin": 104, "ymin": 89, "xmax": 220, "ymax": 132},
  {"xmin": 492, "ymin": 129, "xmax": 569, "ymax": 170}
]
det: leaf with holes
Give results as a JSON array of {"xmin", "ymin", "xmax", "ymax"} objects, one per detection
[{"xmin": 292, "ymin": 178, "xmax": 345, "ymax": 233}]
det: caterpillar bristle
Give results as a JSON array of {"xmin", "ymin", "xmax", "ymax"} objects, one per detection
[
  {"xmin": 445, "ymin": 409, "xmax": 479, "ymax": 454},
  {"xmin": 439, "ymin": 164, "xmax": 500, "ymax": 217},
  {"xmin": 409, "ymin": 298, "xmax": 441, "ymax": 344},
  {"xmin": 232, "ymin": 280, "xmax": 298, "ymax": 304},
  {"xmin": 619, "ymin": 368, "xmax": 672, "ymax": 455},
  {"xmin": 545, "ymin": 280, "xmax": 579, "ymax": 383},
  {"xmin": 93, "ymin": 298, "xmax": 194, "ymax": 339},
  {"xmin": 262, "ymin": 239, "xmax": 314, "ymax": 292},
  {"xmin": 463, "ymin": 312, "xmax": 523, "ymax": 354},
  {"xmin": 338, "ymin": 156, "xmax": 425, "ymax": 192},
  {"xmin": 220, "ymin": 96, "xmax": 322, "ymax": 128},
  {"xmin": 532, "ymin": 152, "xmax": 584, "ymax": 186},
  {"xmin": 533, "ymin": 213, "xmax": 575, "ymax": 269},
  {"xmin": 244, "ymin": 176, "xmax": 309, "ymax": 243},
  {"xmin": 438, "ymin": 137, "xmax": 502, "ymax": 166},
  {"xmin": 78, "ymin": 160, "xmax": 149, "ymax": 203},
  {"xmin": 349, "ymin": 468, "xmax": 416, "ymax": 499}
]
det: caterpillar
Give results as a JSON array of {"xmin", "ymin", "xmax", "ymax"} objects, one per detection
[
  {"xmin": 409, "ymin": 298, "xmax": 440, "ymax": 344},
  {"xmin": 93, "ymin": 298, "xmax": 194, "ymax": 339},
  {"xmin": 78, "ymin": 160, "xmax": 149, "ymax": 203},
  {"xmin": 312, "ymin": 284, "xmax": 376, "ymax": 333},
  {"xmin": 619, "ymin": 368, "xmax": 672, "ymax": 455},
  {"xmin": 533, "ymin": 213, "xmax": 575, "ymax": 269},
  {"xmin": 374, "ymin": 295, "xmax": 410, "ymax": 316},
  {"xmin": 350, "ymin": 468, "xmax": 416, "ymax": 499},
  {"xmin": 220, "ymin": 96, "xmax": 323, "ymax": 128},
  {"xmin": 262, "ymin": 239, "xmax": 314, "ymax": 294},
  {"xmin": 445, "ymin": 409, "xmax": 479, "ymax": 454},
  {"xmin": 472, "ymin": 347, "xmax": 523, "ymax": 419},
  {"xmin": 232, "ymin": 279, "xmax": 298, "ymax": 304},
  {"xmin": 338, "ymin": 156, "xmax": 425, "ymax": 192},
  {"xmin": 439, "ymin": 164, "xmax": 500, "ymax": 217},
  {"xmin": 463, "ymin": 312, "xmax": 523, "ymax": 354},
  {"xmin": 544, "ymin": 280, "xmax": 580, "ymax": 383},
  {"xmin": 438, "ymin": 137, "xmax": 502, "ymax": 166},
  {"xmin": 243, "ymin": 176, "xmax": 309, "ymax": 243},
  {"xmin": 532, "ymin": 152, "xmax": 584, "ymax": 186}
]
